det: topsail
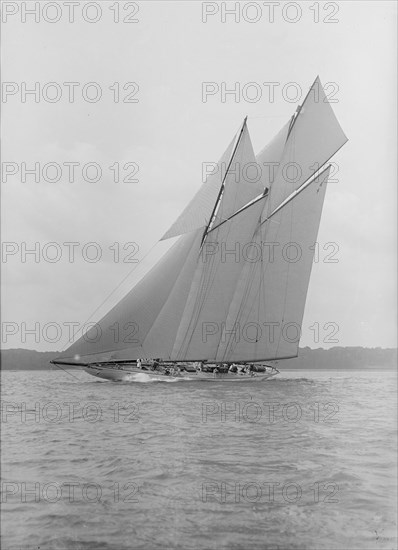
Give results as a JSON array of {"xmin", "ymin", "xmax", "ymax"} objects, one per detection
[
  {"xmin": 54, "ymin": 77, "xmax": 347, "ymax": 367},
  {"xmin": 265, "ymin": 76, "xmax": 347, "ymax": 216}
]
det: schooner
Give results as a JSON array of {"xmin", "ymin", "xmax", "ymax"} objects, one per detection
[{"xmin": 52, "ymin": 77, "xmax": 347, "ymax": 382}]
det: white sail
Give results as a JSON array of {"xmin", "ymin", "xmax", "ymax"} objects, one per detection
[
  {"xmin": 161, "ymin": 120, "xmax": 264, "ymax": 241},
  {"xmin": 55, "ymin": 122, "xmax": 263, "ymax": 365},
  {"xmin": 170, "ymin": 195, "xmax": 268, "ymax": 361},
  {"xmin": 255, "ymin": 119, "xmax": 290, "ymax": 192},
  {"xmin": 266, "ymin": 76, "xmax": 347, "ymax": 216},
  {"xmin": 214, "ymin": 123, "xmax": 264, "ymax": 225},
  {"xmin": 53, "ymin": 79, "xmax": 347, "ymax": 368},
  {"xmin": 59, "ymin": 230, "xmax": 200, "ymax": 364},
  {"xmin": 216, "ymin": 166, "xmax": 331, "ymax": 362},
  {"xmin": 139, "ymin": 229, "xmax": 204, "ymax": 359}
]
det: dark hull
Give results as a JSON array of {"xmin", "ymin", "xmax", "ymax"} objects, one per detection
[{"xmin": 83, "ymin": 364, "xmax": 279, "ymax": 382}]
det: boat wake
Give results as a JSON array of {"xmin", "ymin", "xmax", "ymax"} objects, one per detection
[{"xmin": 120, "ymin": 373, "xmax": 189, "ymax": 383}]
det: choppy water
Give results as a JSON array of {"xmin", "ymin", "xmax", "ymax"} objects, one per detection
[{"xmin": 1, "ymin": 368, "xmax": 397, "ymax": 550}]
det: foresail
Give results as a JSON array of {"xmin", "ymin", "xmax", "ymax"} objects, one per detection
[
  {"xmin": 216, "ymin": 166, "xmax": 331, "ymax": 362},
  {"xmin": 266, "ymin": 77, "xmax": 347, "ymax": 216},
  {"xmin": 139, "ymin": 229, "xmax": 203, "ymax": 359},
  {"xmin": 54, "ymin": 230, "xmax": 200, "ymax": 364}
]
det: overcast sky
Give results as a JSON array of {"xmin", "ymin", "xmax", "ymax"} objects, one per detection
[{"xmin": 2, "ymin": 0, "xmax": 396, "ymax": 352}]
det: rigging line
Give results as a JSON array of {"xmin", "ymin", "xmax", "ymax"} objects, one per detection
[
  {"xmin": 178, "ymin": 261, "xmax": 211, "ymax": 358},
  {"xmin": 51, "ymin": 361, "xmax": 81, "ymax": 380},
  {"xmin": 229, "ymin": 201, "xmax": 284, "ymax": 360},
  {"xmin": 221, "ymin": 260, "xmax": 249, "ymax": 359},
  {"xmin": 208, "ymin": 199, "xmax": 244, "ymax": 361},
  {"xmin": 58, "ymin": 238, "xmax": 161, "ymax": 353},
  {"xmin": 262, "ymin": 76, "xmax": 333, "ymax": 221},
  {"xmin": 223, "ymin": 215, "xmax": 264, "ymax": 359},
  {"xmin": 248, "ymin": 114, "xmax": 288, "ymax": 119},
  {"xmin": 194, "ymin": 216, "xmax": 234, "ymax": 353},
  {"xmin": 275, "ymin": 184, "xmax": 295, "ymax": 361},
  {"xmin": 225, "ymin": 253, "xmax": 258, "ymax": 360},
  {"xmin": 286, "ymin": 109, "xmax": 299, "ymax": 142},
  {"xmin": 140, "ymin": 233, "xmax": 200, "ymax": 359},
  {"xmin": 176, "ymin": 230, "xmax": 220, "ymax": 359},
  {"xmin": 54, "ymin": 343, "xmax": 144, "ymax": 364},
  {"xmin": 186, "ymin": 192, "xmax": 249, "ymax": 360},
  {"xmin": 229, "ymin": 217, "xmax": 263, "ymax": 357},
  {"xmin": 184, "ymin": 168, "xmax": 243, "ymax": 359},
  {"xmin": 257, "ymin": 230, "xmax": 263, "ymax": 326},
  {"xmin": 235, "ymin": 254, "xmax": 264, "ymax": 358},
  {"xmin": 259, "ymin": 226, "xmax": 267, "ymax": 356},
  {"xmin": 223, "ymin": 219, "xmax": 255, "ymax": 359},
  {"xmin": 275, "ymin": 124, "xmax": 298, "ymax": 359},
  {"xmin": 230, "ymin": 194, "xmax": 287, "ymax": 362},
  {"xmin": 265, "ymin": 122, "xmax": 297, "ymax": 218},
  {"xmin": 200, "ymin": 116, "xmax": 248, "ymax": 247}
]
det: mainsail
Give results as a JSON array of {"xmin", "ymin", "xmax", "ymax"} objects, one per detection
[
  {"xmin": 54, "ymin": 77, "xmax": 347, "ymax": 366},
  {"xmin": 215, "ymin": 166, "xmax": 331, "ymax": 362}
]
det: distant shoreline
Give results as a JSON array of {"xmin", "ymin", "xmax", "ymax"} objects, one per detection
[{"xmin": 1, "ymin": 347, "xmax": 396, "ymax": 371}]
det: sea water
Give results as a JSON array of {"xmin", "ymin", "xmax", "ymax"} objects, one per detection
[{"xmin": 1, "ymin": 368, "xmax": 397, "ymax": 550}]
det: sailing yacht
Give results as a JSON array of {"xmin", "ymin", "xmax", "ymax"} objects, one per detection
[{"xmin": 51, "ymin": 76, "xmax": 347, "ymax": 382}]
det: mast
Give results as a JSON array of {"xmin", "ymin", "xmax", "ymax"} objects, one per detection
[
  {"xmin": 200, "ymin": 116, "xmax": 248, "ymax": 246},
  {"xmin": 286, "ymin": 105, "xmax": 301, "ymax": 141}
]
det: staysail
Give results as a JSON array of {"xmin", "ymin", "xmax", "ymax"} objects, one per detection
[
  {"xmin": 53, "ymin": 77, "xmax": 346, "ymax": 366},
  {"xmin": 60, "ymin": 230, "xmax": 201, "ymax": 364}
]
